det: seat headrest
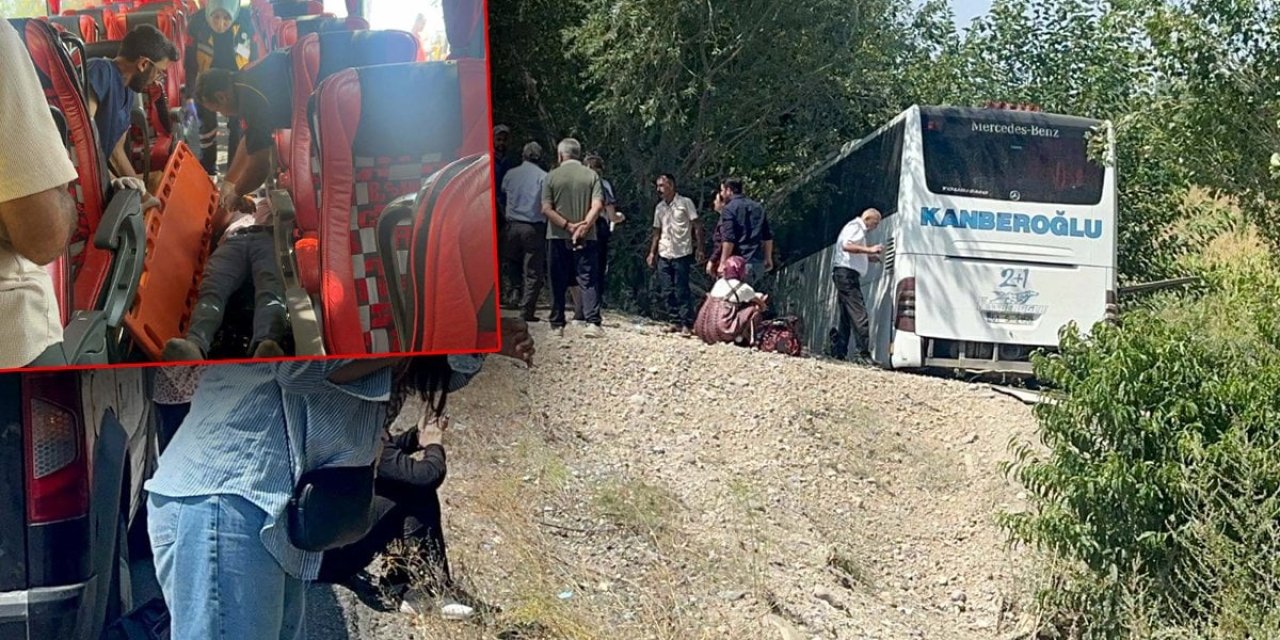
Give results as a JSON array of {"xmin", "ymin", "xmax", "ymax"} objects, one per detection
[
  {"xmin": 344, "ymin": 62, "xmax": 465, "ymax": 158},
  {"xmin": 84, "ymin": 40, "xmax": 121, "ymax": 60},
  {"xmin": 316, "ymin": 29, "xmax": 419, "ymax": 82},
  {"xmin": 48, "ymin": 16, "xmax": 88, "ymax": 40},
  {"xmin": 295, "ymin": 15, "xmax": 348, "ymax": 39}
]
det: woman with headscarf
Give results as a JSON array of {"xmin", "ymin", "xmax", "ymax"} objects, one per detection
[
  {"xmin": 694, "ymin": 255, "xmax": 768, "ymax": 347},
  {"xmin": 184, "ymin": 0, "xmax": 258, "ymax": 176}
]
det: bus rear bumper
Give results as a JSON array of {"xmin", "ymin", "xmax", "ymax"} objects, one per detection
[
  {"xmin": 894, "ymin": 332, "xmax": 1048, "ymax": 375},
  {"xmin": 0, "ymin": 582, "xmax": 95, "ymax": 640},
  {"xmin": 889, "ymin": 330, "xmax": 924, "ymax": 369}
]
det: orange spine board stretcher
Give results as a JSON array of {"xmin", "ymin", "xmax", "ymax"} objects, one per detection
[{"xmin": 123, "ymin": 142, "xmax": 218, "ymax": 360}]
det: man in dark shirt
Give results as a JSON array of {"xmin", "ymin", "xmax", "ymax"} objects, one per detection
[
  {"xmin": 184, "ymin": 0, "xmax": 258, "ymax": 175},
  {"xmin": 193, "ymin": 51, "xmax": 292, "ymax": 213},
  {"xmin": 162, "ymin": 53, "xmax": 293, "ymax": 362},
  {"xmin": 86, "ymin": 24, "xmax": 178, "ymax": 195},
  {"xmin": 316, "ymin": 417, "xmax": 465, "ymax": 617},
  {"xmin": 716, "ymin": 176, "xmax": 775, "ymax": 286}
]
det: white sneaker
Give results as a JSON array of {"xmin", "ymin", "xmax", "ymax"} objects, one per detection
[
  {"xmin": 399, "ymin": 589, "xmax": 476, "ymax": 621},
  {"xmin": 583, "ymin": 324, "xmax": 604, "ymax": 338},
  {"xmin": 440, "ymin": 601, "xmax": 476, "ymax": 621},
  {"xmin": 553, "ymin": 325, "xmax": 565, "ymax": 338}
]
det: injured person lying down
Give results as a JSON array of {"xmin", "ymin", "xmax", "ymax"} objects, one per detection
[{"xmin": 163, "ymin": 192, "xmax": 288, "ymax": 361}]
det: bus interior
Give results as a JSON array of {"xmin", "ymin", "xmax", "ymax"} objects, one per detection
[{"xmin": 4, "ymin": 0, "xmax": 499, "ymax": 367}]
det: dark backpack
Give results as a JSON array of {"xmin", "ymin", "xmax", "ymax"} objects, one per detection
[
  {"xmin": 102, "ymin": 597, "xmax": 170, "ymax": 640},
  {"xmin": 757, "ymin": 316, "xmax": 803, "ymax": 356}
]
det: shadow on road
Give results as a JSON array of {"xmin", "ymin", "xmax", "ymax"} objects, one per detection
[{"xmin": 307, "ymin": 583, "xmax": 354, "ymax": 639}]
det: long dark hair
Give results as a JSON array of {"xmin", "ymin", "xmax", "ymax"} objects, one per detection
[{"xmin": 385, "ymin": 356, "xmax": 453, "ymax": 429}]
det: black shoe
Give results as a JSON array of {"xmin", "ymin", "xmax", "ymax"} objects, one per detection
[
  {"xmin": 521, "ymin": 315, "xmax": 543, "ymax": 322},
  {"xmin": 337, "ymin": 572, "xmax": 397, "ymax": 613}
]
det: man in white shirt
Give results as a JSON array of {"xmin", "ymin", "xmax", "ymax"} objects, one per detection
[
  {"xmin": 501, "ymin": 141, "xmax": 549, "ymax": 321},
  {"xmin": 830, "ymin": 208, "xmax": 883, "ymax": 362},
  {"xmin": 0, "ymin": 19, "xmax": 80, "ymax": 369},
  {"xmin": 647, "ymin": 174, "xmax": 704, "ymax": 335}
]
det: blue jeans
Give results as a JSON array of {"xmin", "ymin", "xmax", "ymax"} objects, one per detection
[{"xmin": 147, "ymin": 493, "xmax": 306, "ymax": 640}]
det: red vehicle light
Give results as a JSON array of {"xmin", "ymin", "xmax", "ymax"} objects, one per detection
[
  {"xmin": 21, "ymin": 373, "xmax": 88, "ymax": 525},
  {"xmin": 895, "ymin": 277, "xmax": 917, "ymax": 332}
]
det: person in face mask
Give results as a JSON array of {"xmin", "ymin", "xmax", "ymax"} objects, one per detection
[
  {"xmin": 184, "ymin": 0, "xmax": 258, "ymax": 176},
  {"xmin": 85, "ymin": 24, "xmax": 178, "ymax": 203}
]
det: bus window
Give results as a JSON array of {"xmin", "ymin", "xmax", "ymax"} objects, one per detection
[
  {"xmin": 1, "ymin": 0, "xmax": 48, "ymax": 17},
  {"xmin": 322, "ymin": 0, "xmax": 348, "ymax": 16},
  {"xmin": 920, "ymin": 112, "xmax": 1104, "ymax": 206},
  {"xmin": 365, "ymin": 0, "xmax": 450, "ymax": 60}
]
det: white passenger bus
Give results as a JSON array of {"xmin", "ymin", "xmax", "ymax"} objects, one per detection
[{"xmin": 770, "ymin": 104, "xmax": 1118, "ymax": 374}]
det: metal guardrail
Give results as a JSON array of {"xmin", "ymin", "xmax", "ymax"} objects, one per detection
[{"xmin": 1117, "ymin": 276, "xmax": 1202, "ymax": 298}]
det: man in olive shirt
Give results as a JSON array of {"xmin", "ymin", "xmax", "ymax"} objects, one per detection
[{"xmin": 540, "ymin": 138, "xmax": 605, "ymax": 337}]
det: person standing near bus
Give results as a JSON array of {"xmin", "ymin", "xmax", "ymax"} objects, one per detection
[
  {"xmin": 716, "ymin": 177, "xmax": 774, "ymax": 286},
  {"xmin": 0, "ymin": 19, "xmax": 79, "ymax": 369},
  {"xmin": 541, "ymin": 138, "xmax": 605, "ymax": 338},
  {"xmin": 184, "ymin": 0, "xmax": 258, "ymax": 176},
  {"xmin": 501, "ymin": 141, "xmax": 549, "ymax": 321},
  {"xmin": 647, "ymin": 173, "xmax": 702, "ymax": 335},
  {"xmin": 830, "ymin": 208, "xmax": 883, "ymax": 363}
]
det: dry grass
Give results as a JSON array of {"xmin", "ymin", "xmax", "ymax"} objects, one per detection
[{"xmin": 394, "ymin": 420, "xmax": 760, "ymax": 639}]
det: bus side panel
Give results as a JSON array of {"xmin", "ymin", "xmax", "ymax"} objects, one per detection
[{"xmin": 772, "ymin": 245, "xmax": 841, "ymax": 357}]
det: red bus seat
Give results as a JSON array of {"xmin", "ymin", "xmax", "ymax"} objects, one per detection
[
  {"xmin": 47, "ymin": 15, "xmax": 100, "ymax": 43},
  {"xmin": 297, "ymin": 61, "xmax": 488, "ymax": 355},
  {"xmin": 63, "ymin": 7, "xmax": 125, "ymax": 41},
  {"xmin": 283, "ymin": 29, "xmax": 421, "ymax": 234},
  {"xmin": 271, "ymin": 0, "xmax": 325, "ymax": 19},
  {"xmin": 377, "ymin": 154, "xmax": 499, "ymax": 353},
  {"xmin": 275, "ymin": 14, "xmax": 368, "ymax": 48},
  {"xmin": 9, "ymin": 18, "xmax": 146, "ymax": 364}
]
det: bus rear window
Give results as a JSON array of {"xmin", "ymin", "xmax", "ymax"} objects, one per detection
[{"xmin": 920, "ymin": 113, "xmax": 1105, "ymax": 205}]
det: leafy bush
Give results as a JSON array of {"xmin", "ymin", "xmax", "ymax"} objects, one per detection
[{"xmin": 1002, "ymin": 240, "xmax": 1280, "ymax": 638}]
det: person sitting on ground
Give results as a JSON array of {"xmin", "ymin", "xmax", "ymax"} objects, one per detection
[
  {"xmin": 694, "ymin": 255, "xmax": 767, "ymax": 347},
  {"xmin": 316, "ymin": 401, "xmax": 485, "ymax": 621},
  {"xmin": 162, "ymin": 194, "xmax": 286, "ymax": 360},
  {"xmin": 315, "ymin": 320, "xmax": 536, "ymax": 620}
]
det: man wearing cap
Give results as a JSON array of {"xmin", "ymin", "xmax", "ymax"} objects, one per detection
[{"xmin": 500, "ymin": 141, "xmax": 549, "ymax": 322}]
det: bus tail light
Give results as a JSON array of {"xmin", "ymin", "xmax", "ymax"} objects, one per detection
[
  {"xmin": 22, "ymin": 373, "xmax": 89, "ymax": 525},
  {"xmin": 1105, "ymin": 289, "xmax": 1120, "ymax": 324},
  {"xmin": 895, "ymin": 278, "xmax": 917, "ymax": 332}
]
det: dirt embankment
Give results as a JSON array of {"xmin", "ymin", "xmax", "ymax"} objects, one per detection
[{"xmin": 341, "ymin": 315, "xmax": 1042, "ymax": 640}]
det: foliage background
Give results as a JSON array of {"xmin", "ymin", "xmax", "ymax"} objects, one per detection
[
  {"xmin": 490, "ymin": 0, "xmax": 1278, "ymax": 311},
  {"xmin": 491, "ymin": 0, "xmax": 1280, "ymax": 635}
]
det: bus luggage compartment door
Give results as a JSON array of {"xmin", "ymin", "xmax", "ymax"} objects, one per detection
[{"xmin": 914, "ymin": 256, "xmax": 1109, "ymax": 347}]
